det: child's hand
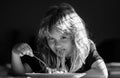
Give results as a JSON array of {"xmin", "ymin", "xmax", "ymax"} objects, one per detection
[{"xmin": 12, "ymin": 43, "xmax": 34, "ymax": 57}]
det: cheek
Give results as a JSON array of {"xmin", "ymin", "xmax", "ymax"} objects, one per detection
[
  {"xmin": 48, "ymin": 43, "xmax": 55, "ymax": 51},
  {"xmin": 64, "ymin": 42, "xmax": 73, "ymax": 50},
  {"xmin": 66, "ymin": 43, "xmax": 73, "ymax": 55}
]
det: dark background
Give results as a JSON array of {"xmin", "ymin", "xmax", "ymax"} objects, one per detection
[{"xmin": 1, "ymin": 0, "xmax": 120, "ymax": 65}]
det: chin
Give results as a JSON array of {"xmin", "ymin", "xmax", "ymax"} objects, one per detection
[{"xmin": 56, "ymin": 53, "xmax": 66, "ymax": 57}]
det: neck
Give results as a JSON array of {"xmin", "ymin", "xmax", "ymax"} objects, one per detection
[
  {"xmin": 66, "ymin": 50, "xmax": 74, "ymax": 58},
  {"xmin": 58, "ymin": 56, "xmax": 66, "ymax": 70}
]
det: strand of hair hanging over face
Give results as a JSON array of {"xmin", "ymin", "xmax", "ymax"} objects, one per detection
[
  {"xmin": 56, "ymin": 12, "xmax": 90, "ymax": 72},
  {"xmin": 70, "ymin": 14, "xmax": 90, "ymax": 73}
]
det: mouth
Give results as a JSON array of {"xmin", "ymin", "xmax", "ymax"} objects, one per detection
[{"xmin": 56, "ymin": 49, "xmax": 66, "ymax": 57}]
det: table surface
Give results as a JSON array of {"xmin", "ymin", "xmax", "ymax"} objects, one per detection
[
  {"xmin": 1, "ymin": 74, "xmax": 119, "ymax": 78},
  {"xmin": 0, "ymin": 75, "xmax": 120, "ymax": 78},
  {"xmin": 1, "ymin": 73, "xmax": 120, "ymax": 78}
]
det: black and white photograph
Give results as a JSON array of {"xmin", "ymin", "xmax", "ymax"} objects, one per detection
[{"xmin": 0, "ymin": 0, "xmax": 120, "ymax": 78}]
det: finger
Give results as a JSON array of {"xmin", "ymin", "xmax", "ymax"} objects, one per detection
[
  {"xmin": 26, "ymin": 50, "xmax": 34, "ymax": 57},
  {"xmin": 19, "ymin": 53, "xmax": 24, "ymax": 57},
  {"xmin": 26, "ymin": 50, "xmax": 29, "ymax": 55},
  {"xmin": 22, "ymin": 51, "xmax": 26, "ymax": 55},
  {"xmin": 29, "ymin": 51, "xmax": 34, "ymax": 57}
]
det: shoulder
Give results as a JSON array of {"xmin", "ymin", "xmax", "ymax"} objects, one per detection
[
  {"xmin": 21, "ymin": 55, "xmax": 40, "ymax": 69},
  {"xmin": 88, "ymin": 39, "xmax": 101, "ymax": 58},
  {"xmin": 75, "ymin": 40, "xmax": 103, "ymax": 73},
  {"xmin": 89, "ymin": 39, "xmax": 97, "ymax": 51},
  {"xmin": 85, "ymin": 39, "xmax": 103, "ymax": 67},
  {"xmin": 21, "ymin": 55, "xmax": 45, "ymax": 73},
  {"xmin": 21, "ymin": 55, "xmax": 37, "ymax": 63}
]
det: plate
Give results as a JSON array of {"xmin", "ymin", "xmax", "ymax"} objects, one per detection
[{"xmin": 26, "ymin": 73, "xmax": 86, "ymax": 78}]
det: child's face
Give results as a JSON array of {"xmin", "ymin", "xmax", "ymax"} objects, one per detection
[{"xmin": 47, "ymin": 29, "xmax": 73, "ymax": 57}]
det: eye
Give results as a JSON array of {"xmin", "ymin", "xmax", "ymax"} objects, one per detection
[
  {"xmin": 47, "ymin": 37, "xmax": 55, "ymax": 42},
  {"xmin": 61, "ymin": 36, "xmax": 68, "ymax": 40}
]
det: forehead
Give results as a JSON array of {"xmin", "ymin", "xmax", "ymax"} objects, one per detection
[
  {"xmin": 48, "ymin": 29, "xmax": 63, "ymax": 38},
  {"xmin": 48, "ymin": 28, "xmax": 70, "ymax": 38}
]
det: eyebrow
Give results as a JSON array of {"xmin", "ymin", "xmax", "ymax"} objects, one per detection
[
  {"xmin": 47, "ymin": 32, "xmax": 70, "ymax": 40},
  {"xmin": 47, "ymin": 35, "xmax": 54, "ymax": 39}
]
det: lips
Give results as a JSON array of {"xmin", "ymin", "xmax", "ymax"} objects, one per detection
[{"xmin": 55, "ymin": 49, "xmax": 66, "ymax": 57}]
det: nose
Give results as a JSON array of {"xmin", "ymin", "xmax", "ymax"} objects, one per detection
[{"xmin": 55, "ymin": 41, "xmax": 62, "ymax": 49}]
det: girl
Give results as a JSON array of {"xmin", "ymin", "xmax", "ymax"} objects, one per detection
[{"xmin": 11, "ymin": 3, "xmax": 108, "ymax": 78}]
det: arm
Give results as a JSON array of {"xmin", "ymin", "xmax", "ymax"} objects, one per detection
[
  {"xmin": 11, "ymin": 51, "xmax": 26, "ymax": 75},
  {"xmin": 11, "ymin": 43, "xmax": 33, "ymax": 75},
  {"xmin": 85, "ymin": 59, "xmax": 108, "ymax": 78}
]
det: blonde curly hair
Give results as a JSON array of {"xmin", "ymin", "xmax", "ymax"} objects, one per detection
[{"xmin": 37, "ymin": 3, "xmax": 91, "ymax": 72}]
